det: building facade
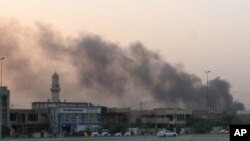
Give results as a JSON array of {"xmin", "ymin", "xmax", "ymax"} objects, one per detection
[
  {"xmin": 137, "ymin": 108, "xmax": 192, "ymax": 128},
  {"xmin": 103, "ymin": 108, "xmax": 130, "ymax": 126},
  {"xmin": 32, "ymin": 73, "xmax": 102, "ymax": 134},
  {"xmin": 10, "ymin": 109, "xmax": 49, "ymax": 135},
  {"xmin": 103, "ymin": 107, "xmax": 192, "ymax": 129},
  {"xmin": 32, "ymin": 102, "xmax": 102, "ymax": 134},
  {"xmin": 9, "ymin": 73, "xmax": 102, "ymax": 136},
  {"xmin": 0, "ymin": 86, "xmax": 10, "ymax": 137}
]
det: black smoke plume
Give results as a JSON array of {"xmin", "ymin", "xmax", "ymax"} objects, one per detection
[{"xmin": 0, "ymin": 19, "xmax": 244, "ymax": 111}]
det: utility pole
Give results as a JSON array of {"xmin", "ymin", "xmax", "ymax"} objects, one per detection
[
  {"xmin": 0, "ymin": 57, "xmax": 4, "ymax": 138},
  {"xmin": 140, "ymin": 102, "xmax": 143, "ymax": 136},
  {"xmin": 0, "ymin": 57, "xmax": 4, "ymax": 86},
  {"xmin": 115, "ymin": 112, "xmax": 118, "ymax": 127},
  {"xmin": 205, "ymin": 70, "xmax": 210, "ymax": 117},
  {"xmin": 140, "ymin": 102, "xmax": 142, "ymax": 116},
  {"xmin": 0, "ymin": 86, "xmax": 1, "ymax": 138}
]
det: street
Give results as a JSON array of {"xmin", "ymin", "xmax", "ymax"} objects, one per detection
[{"xmin": 2, "ymin": 134, "xmax": 229, "ymax": 141}]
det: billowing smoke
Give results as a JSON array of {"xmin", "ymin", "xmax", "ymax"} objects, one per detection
[{"xmin": 0, "ymin": 19, "xmax": 245, "ymax": 112}]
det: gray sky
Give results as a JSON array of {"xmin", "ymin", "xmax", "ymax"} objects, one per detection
[{"xmin": 1, "ymin": 0, "xmax": 250, "ymax": 109}]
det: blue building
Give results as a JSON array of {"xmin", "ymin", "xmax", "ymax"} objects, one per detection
[
  {"xmin": 30, "ymin": 72, "xmax": 102, "ymax": 134},
  {"xmin": 58, "ymin": 105, "xmax": 101, "ymax": 133},
  {"xmin": 32, "ymin": 102, "xmax": 102, "ymax": 134}
]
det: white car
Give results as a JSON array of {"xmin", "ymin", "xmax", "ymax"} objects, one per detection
[
  {"xmin": 157, "ymin": 129, "xmax": 177, "ymax": 137},
  {"xmin": 124, "ymin": 131, "xmax": 131, "ymax": 136},
  {"xmin": 101, "ymin": 131, "xmax": 111, "ymax": 136},
  {"xmin": 91, "ymin": 131, "xmax": 100, "ymax": 137},
  {"xmin": 218, "ymin": 129, "xmax": 229, "ymax": 134},
  {"xmin": 115, "ymin": 132, "xmax": 122, "ymax": 136}
]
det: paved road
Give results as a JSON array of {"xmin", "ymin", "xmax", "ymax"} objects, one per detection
[{"xmin": 2, "ymin": 134, "xmax": 229, "ymax": 141}]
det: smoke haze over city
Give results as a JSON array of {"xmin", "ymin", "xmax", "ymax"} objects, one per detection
[{"xmin": 0, "ymin": 19, "xmax": 244, "ymax": 112}]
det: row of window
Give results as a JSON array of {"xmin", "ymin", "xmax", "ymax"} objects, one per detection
[
  {"xmin": 60, "ymin": 113, "xmax": 101, "ymax": 124},
  {"xmin": 10, "ymin": 113, "xmax": 101, "ymax": 123},
  {"xmin": 143, "ymin": 114, "xmax": 188, "ymax": 121},
  {"xmin": 10, "ymin": 113, "xmax": 38, "ymax": 122}
]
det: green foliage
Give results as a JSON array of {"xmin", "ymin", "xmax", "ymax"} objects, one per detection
[
  {"xmin": 103, "ymin": 122, "xmax": 128, "ymax": 134},
  {"xmin": 135, "ymin": 118, "xmax": 142, "ymax": 127},
  {"xmin": 144, "ymin": 124, "xmax": 154, "ymax": 129},
  {"xmin": 189, "ymin": 116, "xmax": 213, "ymax": 133},
  {"xmin": 215, "ymin": 115, "xmax": 250, "ymax": 126},
  {"xmin": 175, "ymin": 126, "xmax": 182, "ymax": 134},
  {"xmin": 85, "ymin": 127, "xmax": 92, "ymax": 136},
  {"xmin": 130, "ymin": 118, "xmax": 142, "ymax": 128},
  {"xmin": 188, "ymin": 115, "xmax": 250, "ymax": 134},
  {"xmin": 2, "ymin": 126, "xmax": 10, "ymax": 137}
]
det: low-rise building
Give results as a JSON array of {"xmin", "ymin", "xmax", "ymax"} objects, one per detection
[
  {"xmin": 10, "ymin": 109, "xmax": 49, "ymax": 135},
  {"xmin": 9, "ymin": 73, "xmax": 102, "ymax": 136},
  {"xmin": 131, "ymin": 108, "xmax": 192, "ymax": 128},
  {"xmin": 0, "ymin": 86, "xmax": 10, "ymax": 137},
  {"xmin": 103, "ymin": 107, "xmax": 192, "ymax": 129},
  {"xmin": 32, "ymin": 102, "xmax": 102, "ymax": 134},
  {"xmin": 103, "ymin": 108, "xmax": 130, "ymax": 126},
  {"xmin": 237, "ymin": 110, "xmax": 250, "ymax": 122}
]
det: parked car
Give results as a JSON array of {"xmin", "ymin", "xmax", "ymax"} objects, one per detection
[
  {"xmin": 114, "ymin": 132, "xmax": 122, "ymax": 136},
  {"xmin": 218, "ymin": 129, "xmax": 229, "ymax": 134},
  {"xmin": 91, "ymin": 131, "xmax": 100, "ymax": 137},
  {"xmin": 157, "ymin": 129, "xmax": 177, "ymax": 137},
  {"xmin": 101, "ymin": 131, "xmax": 111, "ymax": 136},
  {"xmin": 124, "ymin": 131, "xmax": 131, "ymax": 136}
]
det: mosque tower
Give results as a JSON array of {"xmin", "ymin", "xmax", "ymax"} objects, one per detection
[{"xmin": 51, "ymin": 72, "xmax": 61, "ymax": 102}]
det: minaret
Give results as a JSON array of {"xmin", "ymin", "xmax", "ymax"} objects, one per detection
[{"xmin": 51, "ymin": 72, "xmax": 61, "ymax": 102}]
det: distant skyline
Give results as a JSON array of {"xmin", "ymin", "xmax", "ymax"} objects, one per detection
[{"xmin": 1, "ymin": 0, "xmax": 250, "ymax": 109}]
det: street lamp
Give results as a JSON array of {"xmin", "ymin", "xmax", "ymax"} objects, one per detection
[
  {"xmin": 0, "ymin": 57, "xmax": 4, "ymax": 87},
  {"xmin": 205, "ymin": 70, "xmax": 210, "ymax": 117},
  {"xmin": 0, "ymin": 57, "xmax": 4, "ymax": 138}
]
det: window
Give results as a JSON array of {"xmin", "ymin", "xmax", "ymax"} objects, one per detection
[
  {"xmin": 83, "ymin": 113, "xmax": 100, "ymax": 124},
  {"xmin": 28, "ymin": 114, "xmax": 38, "ymax": 121},
  {"xmin": 21, "ymin": 113, "xmax": 26, "ymax": 123},
  {"xmin": 10, "ymin": 113, "xmax": 17, "ymax": 121},
  {"xmin": 61, "ymin": 114, "xmax": 76, "ymax": 123},
  {"xmin": 2, "ymin": 96, "xmax": 7, "ymax": 106}
]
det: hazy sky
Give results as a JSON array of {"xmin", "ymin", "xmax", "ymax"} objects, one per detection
[{"xmin": 1, "ymin": 0, "xmax": 250, "ymax": 109}]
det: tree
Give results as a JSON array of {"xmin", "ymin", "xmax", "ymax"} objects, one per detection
[{"xmin": 188, "ymin": 116, "xmax": 213, "ymax": 133}]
